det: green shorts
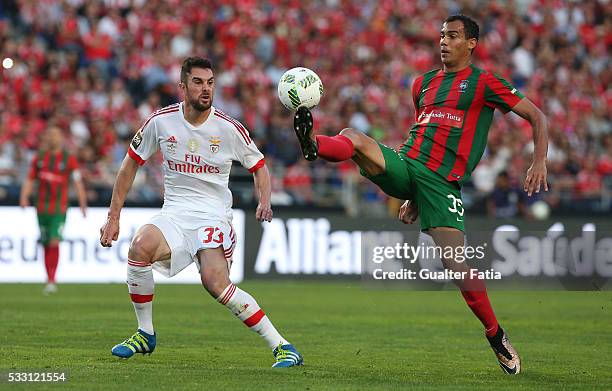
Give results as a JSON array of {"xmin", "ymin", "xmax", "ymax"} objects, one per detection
[
  {"xmin": 37, "ymin": 213, "xmax": 67, "ymax": 245},
  {"xmin": 360, "ymin": 143, "xmax": 465, "ymax": 231}
]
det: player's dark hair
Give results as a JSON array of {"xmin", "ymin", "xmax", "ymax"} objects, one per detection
[
  {"xmin": 445, "ymin": 14, "xmax": 480, "ymax": 41},
  {"xmin": 180, "ymin": 57, "xmax": 214, "ymax": 84}
]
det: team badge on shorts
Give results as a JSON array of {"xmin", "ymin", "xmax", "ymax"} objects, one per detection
[
  {"xmin": 187, "ymin": 138, "xmax": 200, "ymax": 153},
  {"xmin": 459, "ymin": 80, "xmax": 469, "ymax": 93},
  {"xmin": 209, "ymin": 137, "xmax": 221, "ymax": 153}
]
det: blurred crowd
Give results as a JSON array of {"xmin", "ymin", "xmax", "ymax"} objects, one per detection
[{"xmin": 0, "ymin": 0, "xmax": 610, "ymax": 217}]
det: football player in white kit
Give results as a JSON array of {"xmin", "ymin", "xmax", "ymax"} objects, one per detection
[{"xmin": 99, "ymin": 57, "xmax": 302, "ymax": 367}]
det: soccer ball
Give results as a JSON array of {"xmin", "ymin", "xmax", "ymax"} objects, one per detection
[{"xmin": 277, "ymin": 67, "xmax": 323, "ymax": 110}]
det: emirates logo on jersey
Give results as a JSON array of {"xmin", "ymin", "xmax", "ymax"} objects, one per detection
[
  {"xmin": 209, "ymin": 136, "xmax": 221, "ymax": 153},
  {"xmin": 168, "ymin": 158, "xmax": 220, "ymax": 174}
]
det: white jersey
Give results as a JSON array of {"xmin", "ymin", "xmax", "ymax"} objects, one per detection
[{"xmin": 128, "ymin": 103, "xmax": 264, "ymax": 221}]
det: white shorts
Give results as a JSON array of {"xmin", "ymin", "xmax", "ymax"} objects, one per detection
[{"xmin": 147, "ymin": 211, "xmax": 237, "ymax": 277}]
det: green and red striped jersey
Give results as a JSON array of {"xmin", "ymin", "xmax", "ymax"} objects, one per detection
[
  {"xmin": 399, "ymin": 64, "xmax": 524, "ymax": 186},
  {"xmin": 28, "ymin": 150, "xmax": 79, "ymax": 214}
]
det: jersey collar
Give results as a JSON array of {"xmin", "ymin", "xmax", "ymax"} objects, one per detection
[{"xmin": 179, "ymin": 102, "xmax": 216, "ymax": 129}]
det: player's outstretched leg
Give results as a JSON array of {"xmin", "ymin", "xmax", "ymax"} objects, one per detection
[
  {"xmin": 216, "ymin": 283, "xmax": 304, "ymax": 368},
  {"xmin": 199, "ymin": 247, "xmax": 303, "ymax": 368},
  {"xmin": 293, "ymin": 107, "xmax": 359, "ymax": 163}
]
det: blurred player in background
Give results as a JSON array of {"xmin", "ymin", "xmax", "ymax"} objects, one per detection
[
  {"xmin": 99, "ymin": 57, "xmax": 303, "ymax": 367},
  {"xmin": 19, "ymin": 126, "xmax": 88, "ymax": 295},
  {"xmin": 293, "ymin": 14, "xmax": 549, "ymax": 374}
]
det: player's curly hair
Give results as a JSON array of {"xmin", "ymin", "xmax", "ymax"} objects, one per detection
[
  {"xmin": 444, "ymin": 14, "xmax": 480, "ymax": 41},
  {"xmin": 180, "ymin": 57, "xmax": 214, "ymax": 84}
]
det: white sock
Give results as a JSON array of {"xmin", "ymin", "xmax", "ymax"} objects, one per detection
[
  {"xmin": 127, "ymin": 259, "xmax": 155, "ymax": 335},
  {"xmin": 218, "ymin": 284, "xmax": 289, "ymax": 349}
]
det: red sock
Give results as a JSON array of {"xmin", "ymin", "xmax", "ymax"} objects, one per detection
[
  {"xmin": 43, "ymin": 246, "xmax": 50, "ymax": 280},
  {"xmin": 44, "ymin": 244, "xmax": 60, "ymax": 283},
  {"xmin": 459, "ymin": 275, "xmax": 499, "ymax": 337},
  {"xmin": 315, "ymin": 135, "xmax": 354, "ymax": 162}
]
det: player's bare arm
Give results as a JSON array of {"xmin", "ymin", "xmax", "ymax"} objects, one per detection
[
  {"xmin": 19, "ymin": 177, "xmax": 34, "ymax": 208},
  {"xmin": 253, "ymin": 164, "xmax": 273, "ymax": 222},
  {"xmin": 100, "ymin": 155, "xmax": 140, "ymax": 247},
  {"xmin": 72, "ymin": 171, "xmax": 88, "ymax": 218},
  {"xmin": 511, "ymin": 98, "xmax": 549, "ymax": 196}
]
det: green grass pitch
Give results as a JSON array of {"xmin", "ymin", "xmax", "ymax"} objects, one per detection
[{"xmin": 1, "ymin": 282, "xmax": 610, "ymax": 390}]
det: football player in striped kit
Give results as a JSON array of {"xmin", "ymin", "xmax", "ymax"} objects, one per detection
[
  {"xmin": 293, "ymin": 15, "xmax": 549, "ymax": 374},
  {"xmin": 20, "ymin": 126, "xmax": 88, "ymax": 295}
]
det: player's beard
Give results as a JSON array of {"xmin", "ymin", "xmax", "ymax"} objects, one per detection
[{"xmin": 188, "ymin": 93, "xmax": 212, "ymax": 112}]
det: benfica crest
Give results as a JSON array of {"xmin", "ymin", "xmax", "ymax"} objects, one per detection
[{"xmin": 209, "ymin": 137, "xmax": 221, "ymax": 153}]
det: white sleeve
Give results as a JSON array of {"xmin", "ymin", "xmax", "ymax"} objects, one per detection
[
  {"xmin": 128, "ymin": 114, "xmax": 159, "ymax": 165},
  {"xmin": 231, "ymin": 121, "xmax": 265, "ymax": 172}
]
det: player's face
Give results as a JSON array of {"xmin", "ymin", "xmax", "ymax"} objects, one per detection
[
  {"xmin": 182, "ymin": 67, "xmax": 215, "ymax": 112},
  {"xmin": 46, "ymin": 127, "xmax": 63, "ymax": 150},
  {"xmin": 439, "ymin": 21, "xmax": 476, "ymax": 67}
]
